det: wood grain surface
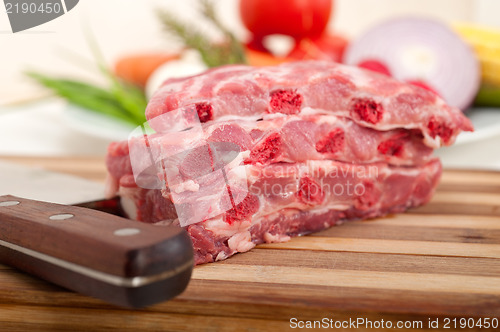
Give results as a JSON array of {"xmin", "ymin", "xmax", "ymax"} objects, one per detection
[{"xmin": 0, "ymin": 156, "xmax": 499, "ymax": 331}]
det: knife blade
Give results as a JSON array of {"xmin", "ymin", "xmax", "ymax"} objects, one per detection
[
  {"xmin": 0, "ymin": 161, "xmax": 193, "ymax": 308},
  {"xmin": 0, "ymin": 160, "xmax": 109, "ymax": 205}
]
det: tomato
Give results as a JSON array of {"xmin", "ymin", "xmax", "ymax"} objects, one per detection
[
  {"xmin": 288, "ymin": 33, "xmax": 348, "ymax": 62},
  {"xmin": 240, "ymin": 0, "xmax": 333, "ymax": 50}
]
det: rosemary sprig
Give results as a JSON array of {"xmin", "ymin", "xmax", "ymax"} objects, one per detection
[
  {"xmin": 27, "ymin": 1, "xmax": 243, "ymax": 127},
  {"xmin": 158, "ymin": 0, "xmax": 247, "ymax": 67},
  {"xmin": 199, "ymin": 0, "xmax": 246, "ymax": 65}
]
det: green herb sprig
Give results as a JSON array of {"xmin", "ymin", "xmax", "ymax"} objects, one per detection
[
  {"xmin": 158, "ymin": 0, "xmax": 247, "ymax": 67},
  {"xmin": 27, "ymin": 72, "xmax": 147, "ymax": 126},
  {"xmin": 27, "ymin": 0, "xmax": 244, "ymax": 127},
  {"xmin": 27, "ymin": 27, "xmax": 148, "ymax": 127}
]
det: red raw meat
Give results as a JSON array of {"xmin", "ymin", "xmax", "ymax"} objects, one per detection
[
  {"xmin": 146, "ymin": 61, "xmax": 472, "ymax": 148},
  {"xmin": 107, "ymin": 155, "xmax": 441, "ymax": 264},
  {"xmin": 105, "ymin": 61, "xmax": 473, "ymax": 265},
  {"xmin": 109, "ymin": 115, "xmax": 433, "ymax": 180}
]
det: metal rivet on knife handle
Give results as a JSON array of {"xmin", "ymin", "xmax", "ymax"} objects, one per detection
[
  {"xmin": 0, "ymin": 200, "xmax": 20, "ymax": 207},
  {"xmin": 114, "ymin": 228, "xmax": 141, "ymax": 236},
  {"xmin": 49, "ymin": 213, "xmax": 75, "ymax": 220},
  {"xmin": 0, "ymin": 195, "xmax": 194, "ymax": 308}
]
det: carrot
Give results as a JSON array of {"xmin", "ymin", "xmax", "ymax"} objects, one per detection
[
  {"xmin": 114, "ymin": 53, "xmax": 181, "ymax": 88},
  {"xmin": 245, "ymin": 48, "xmax": 294, "ymax": 67}
]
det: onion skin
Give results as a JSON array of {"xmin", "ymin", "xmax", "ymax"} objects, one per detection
[{"xmin": 343, "ymin": 17, "xmax": 481, "ymax": 111}]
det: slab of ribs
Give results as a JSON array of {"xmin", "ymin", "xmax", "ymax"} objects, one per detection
[{"xmin": 105, "ymin": 61, "xmax": 472, "ymax": 264}]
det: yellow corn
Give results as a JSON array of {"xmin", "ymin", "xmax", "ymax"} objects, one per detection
[{"xmin": 454, "ymin": 23, "xmax": 500, "ymax": 86}]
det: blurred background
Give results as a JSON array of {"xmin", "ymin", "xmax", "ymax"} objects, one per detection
[{"xmin": 0, "ymin": 0, "xmax": 499, "ymax": 169}]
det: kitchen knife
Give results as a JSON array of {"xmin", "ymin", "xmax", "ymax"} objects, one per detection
[{"xmin": 0, "ymin": 161, "xmax": 193, "ymax": 308}]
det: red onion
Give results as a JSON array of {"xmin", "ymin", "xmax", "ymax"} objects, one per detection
[{"xmin": 343, "ymin": 17, "xmax": 480, "ymax": 111}]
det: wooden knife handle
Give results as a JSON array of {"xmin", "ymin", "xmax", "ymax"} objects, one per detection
[{"xmin": 0, "ymin": 195, "xmax": 193, "ymax": 308}]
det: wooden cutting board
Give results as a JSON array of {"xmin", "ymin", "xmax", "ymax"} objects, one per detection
[{"xmin": 1, "ymin": 156, "xmax": 499, "ymax": 331}]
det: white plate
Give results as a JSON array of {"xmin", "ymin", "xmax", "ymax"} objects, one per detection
[
  {"xmin": 454, "ymin": 107, "xmax": 500, "ymax": 145},
  {"xmin": 63, "ymin": 104, "xmax": 137, "ymax": 141}
]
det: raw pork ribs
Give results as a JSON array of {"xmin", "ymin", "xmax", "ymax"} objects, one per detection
[{"xmin": 106, "ymin": 61, "xmax": 472, "ymax": 265}]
